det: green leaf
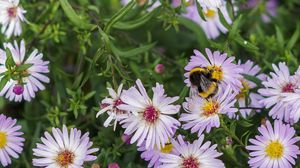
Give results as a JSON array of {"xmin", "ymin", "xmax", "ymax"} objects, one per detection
[
  {"xmin": 218, "ymin": 8, "xmax": 231, "ymax": 29},
  {"xmin": 178, "ymin": 17, "xmax": 208, "ymax": 47},
  {"xmin": 112, "ymin": 7, "xmax": 160, "ymax": 30},
  {"xmin": 275, "ymin": 26, "xmax": 284, "ymax": 49},
  {"xmin": 110, "ymin": 42, "xmax": 156, "ymax": 58},
  {"xmin": 287, "ymin": 25, "xmax": 299, "ymax": 50},
  {"xmin": 195, "ymin": 1, "xmax": 206, "ymax": 21},
  {"xmin": 0, "ymin": 75, "xmax": 10, "ymax": 91},
  {"xmin": 16, "ymin": 64, "xmax": 33, "ymax": 72},
  {"xmin": 84, "ymin": 91, "xmax": 96, "ymax": 100},
  {"xmin": 234, "ymin": 35, "xmax": 259, "ymax": 51},
  {"xmin": 59, "ymin": 0, "xmax": 95, "ymax": 29},
  {"xmin": 104, "ymin": 0, "xmax": 136, "ymax": 34},
  {"xmin": 5, "ymin": 48, "xmax": 15, "ymax": 69},
  {"xmin": 229, "ymin": 15, "xmax": 242, "ymax": 40}
]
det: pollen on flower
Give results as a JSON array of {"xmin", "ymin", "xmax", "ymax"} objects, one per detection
[
  {"xmin": 181, "ymin": 156, "xmax": 199, "ymax": 168},
  {"xmin": 202, "ymin": 99, "xmax": 219, "ymax": 117},
  {"xmin": 236, "ymin": 80, "xmax": 251, "ymax": 99},
  {"xmin": 7, "ymin": 7, "xmax": 17, "ymax": 17},
  {"xmin": 143, "ymin": 106, "xmax": 159, "ymax": 123},
  {"xmin": 207, "ymin": 65, "xmax": 223, "ymax": 81},
  {"xmin": 56, "ymin": 150, "xmax": 75, "ymax": 167},
  {"xmin": 160, "ymin": 143, "xmax": 173, "ymax": 153},
  {"xmin": 0, "ymin": 132, "xmax": 7, "ymax": 148},
  {"xmin": 282, "ymin": 83, "xmax": 295, "ymax": 93},
  {"xmin": 265, "ymin": 141, "xmax": 284, "ymax": 159},
  {"xmin": 205, "ymin": 9, "xmax": 216, "ymax": 18}
]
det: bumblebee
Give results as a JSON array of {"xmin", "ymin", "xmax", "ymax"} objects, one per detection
[{"xmin": 189, "ymin": 67, "xmax": 219, "ymax": 98}]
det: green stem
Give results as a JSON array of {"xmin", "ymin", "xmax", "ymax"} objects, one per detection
[{"xmin": 220, "ymin": 118, "xmax": 245, "ymax": 147}]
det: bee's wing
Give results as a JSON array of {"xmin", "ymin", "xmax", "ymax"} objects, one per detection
[
  {"xmin": 198, "ymin": 75, "xmax": 213, "ymax": 92},
  {"xmin": 189, "ymin": 86, "xmax": 199, "ymax": 97}
]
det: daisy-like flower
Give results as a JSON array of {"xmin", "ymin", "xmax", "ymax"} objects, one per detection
[
  {"xmin": 179, "ymin": 0, "xmax": 232, "ymax": 39},
  {"xmin": 159, "ymin": 135, "xmax": 225, "ymax": 168},
  {"xmin": 0, "ymin": 40, "xmax": 50, "ymax": 102},
  {"xmin": 138, "ymin": 140, "xmax": 175, "ymax": 168},
  {"xmin": 258, "ymin": 62, "xmax": 300, "ymax": 123},
  {"xmin": 32, "ymin": 125, "xmax": 99, "ymax": 167},
  {"xmin": 184, "ymin": 48, "xmax": 242, "ymax": 94},
  {"xmin": 246, "ymin": 120, "xmax": 300, "ymax": 168},
  {"xmin": 0, "ymin": 0, "xmax": 26, "ymax": 38},
  {"xmin": 119, "ymin": 79, "xmax": 181, "ymax": 150},
  {"xmin": 235, "ymin": 60, "xmax": 264, "ymax": 118},
  {"xmin": 96, "ymin": 84, "xmax": 128, "ymax": 130},
  {"xmin": 0, "ymin": 114, "xmax": 24, "ymax": 167},
  {"xmin": 180, "ymin": 87, "xmax": 238, "ymax": 135}
]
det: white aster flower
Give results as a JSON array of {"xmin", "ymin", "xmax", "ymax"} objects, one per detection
[
  {"xmin": 159, "ymin": 135, "xmax": 225, "ymax": 168},
  {"xmin": 96, "ymin": 84, "xmax": 129, "ymax": 130},
  {"xmin": 32, "ymin": 125, "xmax": 99, "ymax": 167},
  {"xmin": 119, "ymin": 79, "xmax": 181, "ymax": 150},
  {"xmin": 0, "ymin": 40, "xmax": 50, "ymax": 102},
  {"xmin": 0, "ymin": 0, "xmax": 26, "ymax": 38},
  {"xmin": 258, "ymin": 62, "xmax": 300, "ymax": 123}
]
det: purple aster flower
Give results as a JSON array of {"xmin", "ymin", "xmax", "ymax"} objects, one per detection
[
  {"xmin": 235, "ymin": 60, "xmax": 264, "ymax": 118},
  {"xmin": 138, "ymin": 139, "xmax": 176, "ymax": 168},
  {"xmin": 119, "ymin": 79, "xmax": 181, "ymax": 150},
  {"xmin": 0, "ymin": 40, "xmax": 50, "ymax": 102},
  {"xmin": 32, "ymin": 125, "xmax": 99, "ymax": 167},
  {"xmin": 178, "ymin": 0, "xmax": 232, "ymax": 39},
  {"xmin": 184, "ymin": 49, "xmax": 242, "ymax": 94},
  {"xmin": 0, "ymin": 0, "xmax": 27, "ymax": 38},
  {"xmin": 180, "ymin": 87, "xmax": 238, "ymax": 135},
  {"xmin": 96, "ymin": 84, "xmax": 129, "ymax": 131},
  {"xmin": 258, "ymin": 62, "xmax": 300, "ymax": 123},
  {"xmin": 0, "ymin": 114, "xmax": 24, "ymax": 167},
  {"xmin": 108, "ymin": 162, "xmax": 120, "ymax": 168},
  {"xmin": 246, "ymin": 120, "xmax": 300, "ymax": 168},
  {"xmin": 159, "ymin": 135, "xmax": 225, "ymax": 168}
]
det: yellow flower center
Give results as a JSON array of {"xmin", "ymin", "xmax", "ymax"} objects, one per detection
[
  {"xmin": 207, "ymin": 65, "xmax": 223, "ymax": 81},
  {"xmin": 202, "ymin": 99, "xmax": 219, "ymax": 117},
  {"xmin": 236, "ymin": 80, "xmax": 251, "ymax": 99},
  {"xmin": 205, "ymin": 9, "xmax": 216, "ymax": 18},
  {"xmin": 56, "ymin": 150, "xmax": 75, "ymax": 167},
  {"xmin": 160, "ymin": 143, "xmax": 173, "ymax": 153},
  {"xmin": 0, "ymin": 131, "xmax": 7, "ymax": 149},
  {"xmin": 265, "ymin": 141, "xmax": 284, "ymax": 159}
]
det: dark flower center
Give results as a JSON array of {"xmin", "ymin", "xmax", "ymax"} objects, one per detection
[
  {"xmin": 13, "ymin": 85, "xmax": 24, "ymax": 95},
  {"xmin": 143, "ymin": 106, "xmax": 159, "ymax": 123},
  {"xmin": 282, "ymin": 83, "xmax": 295, "ymax": 93},
  {"xmin": 181, "ymin": 156, "xmax": 199, "ymax": 168},
  {"xmin": 56, "ymin": 150, "xmax": 75, "ymax": 167},
  {"xmin": 7, "ymin": 7, "xmax": 17, "ymax": 17}
]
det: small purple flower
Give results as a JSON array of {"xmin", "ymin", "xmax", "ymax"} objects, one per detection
[
  {"xmin": 246, "ymin": 120, "xmax": 300, "ymax": 168},
  {"xmin": 155, "ymin": 64, "xmax": 165, "ymax": 74},
  {"xmin": 12, "ymin": 84, "xmax": 24, "ymax": 95},
  {"xmin": 243, "ymin": 0, "xmax": 278, "ymax": 23},
  {"xmin": 0, "ymin": 114, "xmax": 25, "ymax": 167},
  {"xmin": 108, "ymin": 162, "xmax": 120, "ymax": 168}
]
